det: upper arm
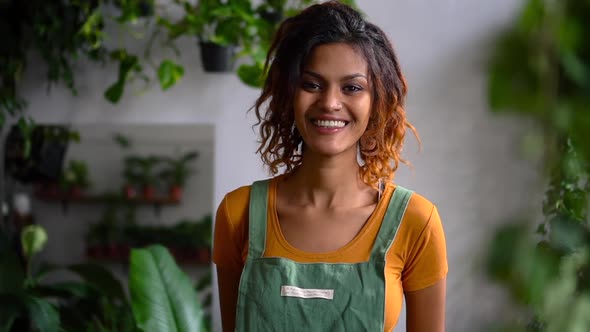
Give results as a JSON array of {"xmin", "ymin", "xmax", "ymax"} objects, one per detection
[
  {"xmin": 212, "ymin": 190, "xmax": 249, "ymax": 332},
  {"xmin": 405, "ymin": 277, "xmax": 446, "ymax": 332},
  {"xmin": 400, "ymin": 199, "xmax": 448, "ymax": 331},
  {"xmin": 402, "ymin": 203, "xmax": 448, "ymax": 291},
  {"xmin": 216, "ymin": 265, "xmax": 242, "ymax": 332}
]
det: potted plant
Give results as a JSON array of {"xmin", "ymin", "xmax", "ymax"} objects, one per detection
[
  {"xmin": 114, "ymin": 0, "xmax": 156, "ymax": 21},
  {"xmin": 159, "ymin": 151, "xmax": 198, "ymax": 201},
  {"xmin": 122, "ymin": 157, "xmax": 141, "ymax": 199},
  {"xmin": 160, "ymin": 0, "xmax": 258, "ymax": 72},
  {"xmin": 124, "ymin": 155, "xmax": 162, "ymax": 200},
  {"xmin": 59, "ymin": 159, "xmax": 92, "ymax": 198},
  {"xmin": 86, "ymin": 201, "xmax": 124, "ymax": 259}
]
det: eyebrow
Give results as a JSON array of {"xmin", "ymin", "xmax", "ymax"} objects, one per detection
[{"xmin": 302, "ymin": 70, "xmax": 367, "ymax": 81}]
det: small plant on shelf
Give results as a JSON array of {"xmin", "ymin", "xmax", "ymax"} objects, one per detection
[
  {"xmin": 159, "ymin": 150, "xmax": 199, "ymax": 201},
  {"xmin": 85, "ymin": 214, "xmax": 212, "ymax": 265},
  {"xmin": 123, "ymin": 155, "xmax": 162, "ymax": 200},
  {"xmin": 59, "ymin": 159, "xmax": 92, "ymax": 198}
]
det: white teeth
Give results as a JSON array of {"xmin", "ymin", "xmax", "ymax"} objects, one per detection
[{"xmin": 314, "ymin": 120, "xmax": 346, "ymax": 128}]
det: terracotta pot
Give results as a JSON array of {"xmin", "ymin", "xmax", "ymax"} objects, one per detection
[
  {"xmin": 169, "ymin": 186, "xmax": 183, "ymax": 201},
  {"xmin": 142, "ymin": 186, "xmax": 156, "ymax": 200},
  {"xmin": 123, "ymin": 184, "xmax": 137, "ymax": 199},
  {"xmin": 69, "ymin": 186, "xmax": 83, "ymax": 199}
]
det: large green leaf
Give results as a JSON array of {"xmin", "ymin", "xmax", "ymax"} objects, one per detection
[
  {"xmin": 237, "ymin": 63, "xmax": 265, "ymax": 88},
  {"xmin": 129, "ymin": 245, "xmax": 203, "ymax": 332},
  {"xmin": 157, "ymin": 60, "xmax": 184, "ymax": 91},
  {"xmin": 24, "ymin": 295, "xmax": 60, "ymax": 332}
]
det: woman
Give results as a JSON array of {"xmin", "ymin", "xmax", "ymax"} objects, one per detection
[{"xmin": 213, "ymin": 2, "xmax": 448, "ymax": 331}]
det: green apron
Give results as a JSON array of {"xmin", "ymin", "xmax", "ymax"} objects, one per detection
[{"xmin": 235, "ymin": 180, "xmax": 412, "ymax": 331}]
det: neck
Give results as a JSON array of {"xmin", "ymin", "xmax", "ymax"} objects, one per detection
[{"xmin": 285, "ymin": 149, "xmax": 372, "ymax": 208}]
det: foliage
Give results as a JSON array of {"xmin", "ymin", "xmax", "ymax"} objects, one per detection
[
  {"xmin": 0, "ymin": 0, "xmax": 361, "ymax": 131},
  {"xmin": 5, "ymin": 124, "xmax": 80, "ymax": 184},
  {"xmin": 161, "ymin": 0, "xmax": 257, "ymax": 46},
  {"xmin": 59, "ymin": 160, "xmax": 92, "ymax": 191},
  {"xmin": 0, "ymin": 225, "xmax": 136, "ymax": 332},
  {"xmin": 486, "ymin": 0, "xmax": 590, "ymax": 331},
  {"xmin": 129, "ymin": 245, "xmax": 205, "ymax": 332},
  {"xmin": 1, "ymin": 224, "xmax": 209, "ymax": 332},
  {"xmin": 123, "ymin": 155, "xmax": 162, "ymax": 188},
  {"xmin": 0, "ymin": 0, "xmax": 184, "ymax": 129},
  {"xmin": 159, "ymin": 151, "xmax": 199, "ymax": 187},
  {"xmin": 87, "ymin": 214, "xmax": 212, "ymax": 250}
]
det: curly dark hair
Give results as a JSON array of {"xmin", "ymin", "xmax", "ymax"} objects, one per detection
[{"xmin": 253, "ymin": 1, "xmax": 418, "ymax": 188}]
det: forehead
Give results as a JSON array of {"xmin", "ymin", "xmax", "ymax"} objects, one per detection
[{"xmin": 303, "ymin": 43, "xmax": 368, "ymax": 75}]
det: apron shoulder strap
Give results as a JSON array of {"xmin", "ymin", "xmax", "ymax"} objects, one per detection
[
  {"xmin": 248, "ymin": 179, "xmax": 270, "ymax": 259},
  {"xmin": 370, "ymin": 185, "xmax": 413, "ymax": 261}
]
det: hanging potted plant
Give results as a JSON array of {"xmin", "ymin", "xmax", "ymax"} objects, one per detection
[
  {"xmin": 159, "ymin": 151, "xmax": 198, "ymax": 201},
  {"xmin": 160, "ymin": 0, "xmax": 258, "ymax": 72},
  {"xmin": 114, "ymin": 0, "xmax": 156, "ymax": 21}
]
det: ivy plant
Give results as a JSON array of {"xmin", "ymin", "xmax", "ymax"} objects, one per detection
[{"xmin": 485, "ymin": 0, "xmax": 590, "ymax": 331}]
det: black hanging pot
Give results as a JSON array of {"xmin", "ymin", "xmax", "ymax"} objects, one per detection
[
  {"xmin": 4, "ymin": 125, "xmax": 70, "ymax": 183},
  {"xmin": 199, "ymin": 41, "xmax": 236, "ymax": 73},
  {"xmin": 260, "ymin": 9, "xmax": 284, "ymax": 25}
]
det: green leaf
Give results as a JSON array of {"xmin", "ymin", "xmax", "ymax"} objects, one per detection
[
  {"xmin": 21, "ymin": 225, "xmax": 48, "ymax": 259},
  {"xmin": 129, "ymin": 245, "xmax": 204, "ymax": 332},
  {"xmin": 0, "ymin": 229, "xmax": 25, "ymax": 293},
  {"xmin": 68, "ymin": 263, "xmax": 127, "ymax": 302},
  {"xmin": 24, "ymin": 296, "xmax": 60, "ymax": 332},
  {"xmin": 105, "ymin": 54, "xmax": 141, "ymax": 103},
  {"xmin": 560, "ymin": 52, "xmax": 590, "ymax": 88},
  {"xmin": 157, "ymin": 60, "xmax": 185, "ymax": 91},
  {"xmin": 237, "ymin": 63, "xmax": 265, "ymax": 88},
  {"xmin": 114, "ymin": 133, "xmax": 132, "ymax": 148},
  {"xmin": 105, "ymin": 81, "xmax": 125, "ymax": 103},
  {"xmin": 32, "ymin": 281, "xmax": 93, "ymax": 299}
]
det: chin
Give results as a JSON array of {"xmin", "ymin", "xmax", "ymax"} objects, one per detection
[{"xmin": 305, "ymin": 144, "xmax": 356, "ymax": 158}]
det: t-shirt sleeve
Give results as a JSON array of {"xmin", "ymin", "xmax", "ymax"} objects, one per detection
[
  {"xmin": 402, "ymin": 204, "xmax": 448, "ymax": 291},
  {"xmin": 212, "ymin": 188, "xmax": 249, "ymax": 269}
]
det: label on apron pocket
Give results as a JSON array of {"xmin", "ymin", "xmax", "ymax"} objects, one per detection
[{"xmin": 280, "ymin": 285, "xmax": 334, "ymax": 300}]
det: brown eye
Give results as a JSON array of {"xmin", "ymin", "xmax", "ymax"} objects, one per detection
[
  {"xmin": 343, "ymin": 85, "xmax": 363, "ymax": 93},
  {"xmin": 302, "ymin": 81, "xmax": 321, "ymax": 91}
]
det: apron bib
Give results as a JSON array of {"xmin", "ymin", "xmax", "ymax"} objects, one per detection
[{"xmin": 235, "ymin": 180, "xmax": 412, "ymax": 331}]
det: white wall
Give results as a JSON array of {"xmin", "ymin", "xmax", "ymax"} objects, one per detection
[{"xmin": 17, "ymin": 0, "xmax": 540, "ymax": 331}]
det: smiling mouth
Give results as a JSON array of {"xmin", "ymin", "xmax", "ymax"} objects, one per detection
[{"xmin": 312, "ymin": 119, "xmax": 348, "ymax": 128}]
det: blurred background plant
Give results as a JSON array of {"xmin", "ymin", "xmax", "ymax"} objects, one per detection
[
  {"xmin": 485, "ymin": 0, "xmax": 590, "ymax": 331},
  {"xmin": 58, "ymin": 160, "xmax": 92, "ymax": 196},
  {"xmin": 1, "ymin": 224, "xmax": 208, "ymax": 332},
  {"xmin": 0, "ymin": 0, "xmax": 360, "ymax": 133}
]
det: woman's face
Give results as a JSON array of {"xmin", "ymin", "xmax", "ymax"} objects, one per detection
[{"xmin": 293, "ymin": 42, "xmax": 372, "ymax": 159}]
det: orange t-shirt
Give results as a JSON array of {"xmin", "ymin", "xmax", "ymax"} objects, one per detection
[{"xmin": 213, "ymin": 177, "xmax": 448, "ymax": 331}]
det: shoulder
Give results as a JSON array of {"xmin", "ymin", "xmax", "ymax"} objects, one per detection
[
  {"xmin": 217, "ymin": 177, "xmax": 275, "ymax": 226},
  {"xmin": 219, "ymin": 185, "xmax": 251, "ymax": 226},
  {"xmin": 391, "ymin": 187, "xmax": 445, "ymax": 254},
  {"xmin": 403, "ymin": 190, "xmax": 438, "ymax": 231}
]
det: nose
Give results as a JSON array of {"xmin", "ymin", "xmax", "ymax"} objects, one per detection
[{"xmin": 319, "ymin": 86, "xmax": 343, "ymax": 111}]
